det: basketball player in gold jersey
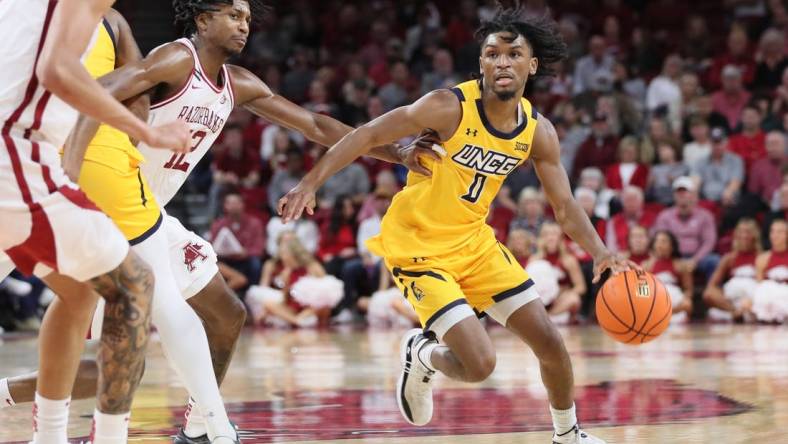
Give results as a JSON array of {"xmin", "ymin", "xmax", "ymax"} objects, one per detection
[{"xmin": 279, "ymin": 8, "xmax": 634, "ymax": 444}]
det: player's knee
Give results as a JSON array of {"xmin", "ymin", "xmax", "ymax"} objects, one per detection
[
  {"xmin": 226, "ymin": 291, "xmax": 247, "ymax": 330},
  {"xmin": 464, "ymin": 350, "xmax": 497, "ymax": 382},
  {"xmin": 96, "ymin": 251, "xmax": 154, "ymax": 306}
]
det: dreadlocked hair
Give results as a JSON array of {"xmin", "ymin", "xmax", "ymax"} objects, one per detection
[
  {"xmin": 475, "ymin": 3, "xmax": 567, "ymax": 79},
  {"xmin": 173, "ymin": 0, "xmax": 269, "ymax": 36}
]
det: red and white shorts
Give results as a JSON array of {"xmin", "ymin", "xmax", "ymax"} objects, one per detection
[{"xmin": 0, "ymin": 135, "xmax": 128, "ymax": 281}]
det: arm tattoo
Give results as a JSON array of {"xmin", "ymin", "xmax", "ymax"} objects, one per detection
[{"xmin": 89, "ymin": 252, "xmax": 153, "ymax": 413}]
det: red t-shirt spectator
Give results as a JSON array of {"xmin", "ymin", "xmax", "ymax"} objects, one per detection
[
  {"xmin": 318, "ymin": 221, "xmax": 357, "ymax": 262},
  {"xmin": 210, "ymin": 212, "xmax": 265, "ymax": 260},
  {"xmin": 728, "ymin": 130, "xmax": 766, "ymax": 171},
  {"xmin": 572, "ymin": 134, "xmax": 620, "ymax": 182},
  {"xmin": 605, "ymin": 163, "xmax": 649, "ymax": 191}
]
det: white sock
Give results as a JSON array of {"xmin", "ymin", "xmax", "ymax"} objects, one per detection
[
  {"xmin": 91, "ymin": 410, "xmax": 129, "ymax": 444},
  {"xmin": 31, "ymin": 393, "xmax": 69, "ymax": 444},
  {"xmin": 550, "ymin": 403, "xmax": 578, "ymax": 441},
  {"xmin": 417, "ymin": 342, "xmax": 439, "ymax": 372},
  {"xmin": 0, "ymin": 378, "xmax": 15, "ymax": 408},
  {"xmin": 183, "ymin": 397, "xmax": 207, "ymax": 438},
  {"xmin": 134, "ymin": 231, "xmax": 234, "ymax": 441}
]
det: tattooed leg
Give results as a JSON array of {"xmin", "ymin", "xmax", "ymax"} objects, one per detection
[{"xmin": 88, "ymin": 250, "xmax": 154, "ymax": 414}]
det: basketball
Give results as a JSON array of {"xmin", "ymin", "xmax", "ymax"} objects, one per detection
[{"xmin": 596, "ymin": 270, "xmax": 672, "ymax": 345}]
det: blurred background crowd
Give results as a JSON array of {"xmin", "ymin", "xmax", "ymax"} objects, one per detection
[{"xmin": 2, "ymin": 0, "xmax": 787, "ymax": 333}]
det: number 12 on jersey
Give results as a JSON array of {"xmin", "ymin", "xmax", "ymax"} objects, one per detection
[
  {"xmin": 163, "ymin": 130, "xmax": 208, "ymax": 172},
  {"xmin": 461, "ymin": 172, "xmax": 487, "ymax": 203}
]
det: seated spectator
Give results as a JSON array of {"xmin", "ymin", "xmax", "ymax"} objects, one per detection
[
  {"xmin": 625, "ymin": 225, "xmax": 651, "ymax": 265},
  {"xmin": 362, "ymin": 262, "xmax": 418, "ymax": 329},
  {"xmin": 509, "ymin": 187, "xmax": 547, "ymax": 237},
  {"xmin": 421, "ymin": 48, "xmax": 460, "ymax": 94},
  {"xmin": 653, "ymin": 177, "xmax": 719, "ymax": 280},
  {"xmin": 318, "ymin": 156, "xmax": 371, "ymax": 208},
  {"xmin": 357, "ymin": 169, "xmax": 399, "ymax": 222},
  {"xmin": 578, "ymin": 167, "xmax": 617, "ymax": 219},
  {"xmin": 209, "ymin": 124, "xmax": 262, "ymax": 216},
  {"xmin": 217, "ymin": 262, "xmax": 248, "ymax": 292},
  {"xmin": 379, "ymin": 60, "xmax": 414, "ymax": 112},
  {"xmin": 246, "ymin": 231, "xmax": 342, "ymax": 328},
  {"xmin": 748, "ymin": 131, "xmax": 788, "ymax": 206},
  {"xmin": 711, "ymin": 65, "xmax": 752, "ymax": 130},
  {"xmin": 703, "ymin": 219, "xmax": 761, "ymax": 322},
  {"xmin": 646, "ymin": 54, "xmax": 683, "ymax": 132},
  {"xmin": 770, "ymin": 66, "xmax": 788, "ymax": 116},
  {"xmin": 727, "ymin": 103, "xmax": 766, "ymax": 171},
  {"xmin": 553, "ymin": 102, "xmax": 591, "ymax": 176},
  {"xmin": 339, "ymin": 186, "xmax": 395, "ymax": 320},
  {"xmin": 263, "ymin": 126, "xmax": 303, "ymax": 173},
  {"xmin": 268, "ymin": 147, "xmax": 306, "ymax": 213},
  {"xmin": 531, "ymin": 222, "xmax": 586, "ymax": 324},
  {"xmin": 682, "ymin": 115, "xmax": 712, "ymax": 167},
  {"xmin": 606, "ymin": 186, "xmax": 657, "ymax": 253},
  {"xmin": 304, "ymin": 79, "xmax": 338, "ymax": 117},
  {"xmin": 571, "ymin": 113, "xmax": 619, "ymax": 182},
  {"xmin": 691, "ymin": 128, "xmax": 744, "ymax": 206},
  {"xmin": 753, "ymin": 28, "xmax": 788, "ymax": 93},
  {"xmin": 506, "ymin": 228, "xmax": 535, "ymax": 267},
  {"xmin": 572, "ymin": 35, "xmax": 616, "ymax": 96},
  {"xmin": 605, "ymin": 136, "xmax": 649, "ymax": 191},
  {"xmin": 210, "ymin": 192, "xmax": 265, "ymax": 286},
  {"xmin": 497, "ymin": 161, "xmax": 540, "ymax": 212},
  {"xmin": 764, "ymin": 182, "xmax": 788, "ymax": 248},
  {"xmin": 266, "ymin": 214, "xmax": 319, "ymax": 258},
  {"xmin": 751, "ymin": 220, "xmax": 788, "ymax": 323},
  {"xmin": 682, "ymin": 94, "xmax": 730, "ymax": 142},
  {"xmin": 647, "ymin": 141, "xmax": 689, "ymax": 206},
  {"xmin": 573, "ymin": 187, "xmax": 606, "ymax": 238},
  {"xmin": 643, "ymin": 231, "xmax": 693, "ymax": 323},
  {"xmin": 318, "ymin": 196, "xmax": 359, "ymax": 277},
  {"xmin": 639, "ymin": 115, "xmax": 676, "ymax": 166},
  {"xmin": 706, "ymin": 26, "xmax": 756, "ymax": 91}
]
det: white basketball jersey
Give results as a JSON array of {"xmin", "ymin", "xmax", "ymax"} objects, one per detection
[
  {"xmin": 0, "ymin": 0, "xmax": 98, "ymax": 149},
  {"xmin": 138, "ymin": 38, "xmax": 234, "ymax": 205}
]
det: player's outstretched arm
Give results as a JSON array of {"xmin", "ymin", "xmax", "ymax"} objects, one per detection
[
  {"xmin": 277, "ymin": 89, "xmax": 462, "ymax": 222},
  {"xmin": 229, "ymin": 65, "xmax": 442, "ymax": 168},
  {"xmin": 37, "ymin": 0, "xmax": 185, "ymax": 152},
  {"xmin": 63, "ymin": 9, "xmax": 150, "ymax": 181},
  {"xmin": 530, "ymin": 115, "xmax": 634, "ymax": 282}
]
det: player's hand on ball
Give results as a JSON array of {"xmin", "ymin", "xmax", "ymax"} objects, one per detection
[
  {"xmin": 278, "ymin": 182, "xmax": 317, "ymax": 223},
  {"xmin": 145, "ymin": 120, "xmax": 192, "ymax": 153},
  {"xmin": 398, "ymin": 128, "xmax": 445, "ymax": 176},
  {"xmin": 592, "ymin": 252, "xmax": 640, "ymax": 283}
]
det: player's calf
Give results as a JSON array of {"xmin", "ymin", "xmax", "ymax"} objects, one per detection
[{"xmin": 88, "ymin": 251, "xmax": 154, "ymax": 442}]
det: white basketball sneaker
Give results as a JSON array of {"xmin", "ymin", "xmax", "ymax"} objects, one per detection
[
  {"xmin": 396, "ymin": 328, "xmax": 437, "ymax": 426},
  {"xmin": 552, "ymin": 425, "xmax": 606, "ymax": 444}
]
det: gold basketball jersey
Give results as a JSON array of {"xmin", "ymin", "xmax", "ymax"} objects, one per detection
[
  {"xmin": 81, "ymin": 19, "xmax": 144, "ymax": 169},
  {"xmin": 367, "ymin": 80, "xmax": 539, "ymax": 259}
]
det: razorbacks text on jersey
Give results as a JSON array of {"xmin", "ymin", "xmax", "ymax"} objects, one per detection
[{"xmin": 138, "ymin": 38, "xmax": 234, "ymax": 206}]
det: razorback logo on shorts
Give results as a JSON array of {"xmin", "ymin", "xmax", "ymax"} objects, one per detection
[{"xmin": 183, "ymin": 242, "xmax": 208, "ymax": 272}]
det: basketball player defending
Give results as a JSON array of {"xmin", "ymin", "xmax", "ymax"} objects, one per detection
[
  {"xmin": 278, "ymin": 9, "xmax": 633, "ymax": 444},
  {"xmin": 1, "ymin": 1, "xmax": 437, "ymax": 442},
  {"xmin": 0, "ymin": 0, "xmax": 191, "ymax": 442}
]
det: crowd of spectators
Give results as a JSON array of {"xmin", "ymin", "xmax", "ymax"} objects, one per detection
[{"xmin": 3, "ymin": 0, "xmax": 788, "ymax": 332}]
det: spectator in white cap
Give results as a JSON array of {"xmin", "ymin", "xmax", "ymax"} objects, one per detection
[
  {"xmin": 652, "ymin": 176, "xmax": 720, "ymax": 280},
  {"xmin": 712, "ymin": 64, "xmax": 752, "ymax": 129},
  {"xmin": 691, "ymin": 127, "xmax": 744, "ymax": 206}
]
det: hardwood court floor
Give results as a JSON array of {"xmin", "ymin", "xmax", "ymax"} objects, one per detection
[{"xmin": 1, "ymin": 324, "xmax": 787, "ymax": 443}]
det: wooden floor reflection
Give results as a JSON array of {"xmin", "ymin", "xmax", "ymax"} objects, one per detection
[{"xmin": 1, "ymin": 324, "xmax": 787, "ymax": 443}]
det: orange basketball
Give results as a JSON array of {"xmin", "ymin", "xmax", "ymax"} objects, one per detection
[{"xmin": 595, "ymin": 270, "xmax": 672, "ymax": 344}]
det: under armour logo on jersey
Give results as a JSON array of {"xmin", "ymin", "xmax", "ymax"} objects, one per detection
[
  {"xmin": 183, "ymin": 242, "xmax": 208, "ymax": 272},
  {"xmin": 466, "ymin": 128, "xmax": 478, "ymax": 137}
]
